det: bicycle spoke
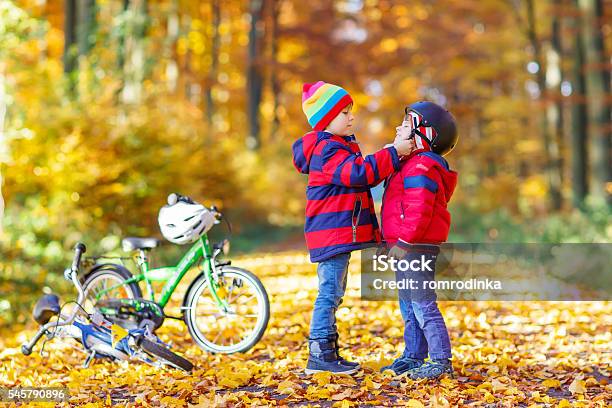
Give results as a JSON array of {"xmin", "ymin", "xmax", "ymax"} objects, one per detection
[
  {"xmin": 212, "ymin": 328, "xmax": 223, "ymax": 345},
  {"xmin": 198, "ymin": 298, "xmax": 218, "ymax": 308},
  {"xmin": 226, "ymin": 284, "xmax": 236, "ymax": 304},
  {"xmin": 92, "ymin": 285, "xmax": 103, "ymax": 299},
  {"xmin": 236, "ymin": 293, "xmax": 256, "ymax": 305},
  {"xmin": 189, "ymin": 270, "xmax": 266, "ymax": 351}
]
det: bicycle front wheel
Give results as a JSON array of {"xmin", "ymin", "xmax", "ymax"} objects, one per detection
[{"xmin": 184, "ymin": 266, "xmax": 270, "ymax": 354}]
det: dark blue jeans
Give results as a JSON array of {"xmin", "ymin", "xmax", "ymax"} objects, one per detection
[
  {"xmin": 396, "ymin": 248, "xmax": 452, "ymax": 360},
  {"xmin": 309, "ymin": 252, "xmax": 351, "ymax": 339}
]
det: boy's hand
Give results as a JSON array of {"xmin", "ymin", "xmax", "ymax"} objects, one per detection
[
  {"xmin": 388, "ymin": 245, "xmax": 407, "ymax": 261},
  {"xmin": 393, "ymin": 137, "xmax": 416, "ymax": 156}
]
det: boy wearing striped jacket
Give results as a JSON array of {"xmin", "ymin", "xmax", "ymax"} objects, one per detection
[
  {"xmin": 292, "ymin": 81, "xmax": 415, "ymax": 374},
  {"xmin": 380, "ymin": 101, "xmax": 459, "ymax": 380}
]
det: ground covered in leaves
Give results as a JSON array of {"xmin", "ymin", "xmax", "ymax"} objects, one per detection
[{"xmin": 1, "ymin": 252, "xmax": 610, "ymax": 407}]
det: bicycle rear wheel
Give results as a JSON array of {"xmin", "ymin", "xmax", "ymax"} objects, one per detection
[
  {"xmin": 81, "ymin": 264, "xmax": 142, "ymax": 312},
  {"xmin": 138, "ymin": 338, "xmax": 193, "ymax": 372}
]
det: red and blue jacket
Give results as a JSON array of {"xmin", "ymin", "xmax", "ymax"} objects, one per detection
[
  {"xmin": 381, "ymin": 150, "xmax": 458, "ymax": 249},
  {"xmin": 292, "ymin": 131, "xmax": 400, "ymax": 262}
]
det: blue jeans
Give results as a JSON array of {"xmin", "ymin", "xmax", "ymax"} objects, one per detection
[
  {"xmin": 309, "ymin": 252, "xmax": 351, "ymax": 339},
  {"xmin": 396, "ymin": 248, "xmax": 452, "ymax": 360}
]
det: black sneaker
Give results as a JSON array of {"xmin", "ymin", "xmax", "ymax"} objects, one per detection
[
  {"xmin": 380, "ymin": 356, "xmax": 423, "ymax": 375},
  {"xmin": 408, "ymin": 359, "xmax": 453, "ymax": 380},
  {"xmin": 332, "ymin": 333, "xmax": 360, "ymax": 369},
  {"xmin": 305, "ymin": 337, "xmax": 358, "ymax": 375}
]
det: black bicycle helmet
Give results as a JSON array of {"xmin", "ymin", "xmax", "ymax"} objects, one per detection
[{"xmin": 405, "ymin": 101, "xmax": 458, "ymax": 156}]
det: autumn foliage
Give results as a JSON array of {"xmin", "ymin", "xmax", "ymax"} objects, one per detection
[{"xmin": 1, "ymin": 253, "xmax": 610, "ymax": 406}]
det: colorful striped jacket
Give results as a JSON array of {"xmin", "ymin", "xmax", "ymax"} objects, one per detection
[
  {"xmin": 292, "ymin": 131, "xmax": 400, "ymax": 262},
  {"xmin": 381, "ymin": 151, "xmax": 458, "ymax": 249}
]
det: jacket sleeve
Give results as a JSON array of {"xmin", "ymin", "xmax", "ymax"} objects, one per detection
[
  {"xmin": 396, "ymin": 161, "xmax": 443, "ymax": 247},
  {"xmin": 320, "ymin": 141, "xmax": 400, "ymax": 187}
]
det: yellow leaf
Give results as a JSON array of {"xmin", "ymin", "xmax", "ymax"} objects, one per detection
[
  {"xmin": 557, "ymin": 400, "xmax": 572, "ymax": 408},
  {"xmin": 542, "ymin": 379, "xmax": 561, "ymax": 389},
  {"xmin": 333, "ymin": 400, "xmax": 356, "ymax": 408},
  {"xmin": 364, "ymin": 376, "xmax": 381, "ymax": 390},
  {"xmin": 277, "ymin": 380, "xmax": 298, "ymax": 395},
  {"xmin": 261, "ymin": 375, "xmax": 277, "ymax": 387},
  {"xmin": 491, "ymin": 378, "xmax": 507, "ymax": 392},
  {"xmin": 110, "ymin": 324, "xmax": 128, "ymax": 348},
  {"xmin": 568, "ymin": 378, "xmax": 587, "ymax": 394},
  {"xmin": 483, "ymin": 391, "xmax": 495, "ymax": 403},
  {"xmin": 477, "ymin": 381, "xmax": 492, "ymax": 391},
  {"xmin": 406, "ymin": 399, "xmax": 425, "ymax": 408},
  {"xmin": 331, "ymin": 389, "xmax": 353, "ymax": 401},
  {"xmin": 306, "ymin": 385, "xmax": 331, "ymax": 400},
  {"xmin": 218, "ymin": 377, "xmax": 240, "ymax": 389},
  {"xmin": 312, "ymin": 371, "xmax": 332, "ymax": 387}
]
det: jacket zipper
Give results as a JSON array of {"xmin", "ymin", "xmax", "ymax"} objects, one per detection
[{"xmin": 351, "ymin": 196, "xmax": 362, "ymax": 243}]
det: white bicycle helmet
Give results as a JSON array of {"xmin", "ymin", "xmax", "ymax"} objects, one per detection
[{"xmin": 158, "ymin": 194, "xmax": 216, "ymax": 245}]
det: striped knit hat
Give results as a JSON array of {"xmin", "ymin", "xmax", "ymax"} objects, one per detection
[{"xmin": 302, "ymin": 81, "xmax": 353, "ymax": 131}]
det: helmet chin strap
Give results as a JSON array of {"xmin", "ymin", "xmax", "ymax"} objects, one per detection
[
  {"xmin": 405, "ymin": 109, "xmax": 436, "ymax": 151},
  {"xmin": 412, "ymin": 129, "xmax": 433, "ymax": 151}
]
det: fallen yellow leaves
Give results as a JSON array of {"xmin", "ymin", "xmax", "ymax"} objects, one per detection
[
  {"xmin": 541, "ymin": 378, "xmax": 561, "ymax": 389},
  {"xmin": 276, "ymin": 379, "xmax": 299, "ymax": 394},
  {"xmin": 568, "ymin": 377, "xmax": 587, "ymax": 394},
  {"xmin": 0, "ymin": 252, "xmax": 609, "ymax": 406}
]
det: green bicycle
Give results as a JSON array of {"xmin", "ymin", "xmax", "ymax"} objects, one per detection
[{"xmin": 80, "ymin": 193, "xmax": 270, "ymax": 354}]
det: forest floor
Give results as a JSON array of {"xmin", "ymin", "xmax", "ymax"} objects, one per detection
[{"xmin": 1, "ymin": 251, "xmax": 610, "ymax": 407}]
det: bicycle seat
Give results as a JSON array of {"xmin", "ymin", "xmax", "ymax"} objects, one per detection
[
  {"xmin": 33, "ymin": 294, "xmax": 60, "ymax": 325},
  {"xmin": 122, "ymin": 237, "xmax": 160, "ymax": 251}
]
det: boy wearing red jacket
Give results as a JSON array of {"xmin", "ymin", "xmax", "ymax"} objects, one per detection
[
  {"xmin": 380, "ymin": 101, "xmax": 459, "ymax": 379},
  {"xmin": 292, "ymin": 81, "xmax": 415, "ymax": 374}
]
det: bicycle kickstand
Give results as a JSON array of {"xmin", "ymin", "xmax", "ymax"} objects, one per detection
[{"xmin": 83, "ymin": 350, "xmax": 97, "ymax": 368}]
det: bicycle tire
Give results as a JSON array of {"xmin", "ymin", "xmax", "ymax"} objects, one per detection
[
  {"xmin": 184, "ymin": 266, "xmax": 270, "ymax": 354},
  {"xmin": 138, "ymin": 338, "xmax": 194, "ymax": 372},
  {"xmin": 81, "ymin": 264, "xmax": 142, "ymax": 308}
]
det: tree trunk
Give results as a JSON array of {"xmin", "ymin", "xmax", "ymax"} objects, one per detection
[
  {"xmin": 579, "ymin": 0, "xmax": 611, "ymax": 204},
  {"xmin": 269, "ymin": 0, "xmax": 281, "ymax": 141},
  {"xmin": 547, "ymin": 0, "xmax": 565, "ymax": 208},
  {"xmin": 77, "ymin": 0, "xmax": 96, "ymax": 57},
  {"xmin": 205, "ymin": 0, "xmax": 220, "ymax": 127},
  {"xmin": 63, "ymin": 0, "xmax": 78, "ymax": 80},
  {"xmin": 121, "ymin": 0, "xmax": 148, "ymax": 104},
  {"xmin": 247, "ymin": 0, "xmax": 265, "ymax": 150},
  {"xmin": 525, "ymin": 0, "xmax": 562, "ymax": 210},
  {"xmin": 0, "ymin": 67, "xmax": 7, "ymax": 235},
  {"xmin": 117, "ymin": 0, "xmax": 129, "ymax": 71},
  {"xmin": 164, "ymin": 0, "xmax": 178, "ymax": 93},
  {"xmin": 570, "ymin": 1, "xmax": 589, "ymax": 208}
]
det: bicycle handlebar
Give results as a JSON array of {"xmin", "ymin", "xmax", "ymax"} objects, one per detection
[
  {"xmin": 72, "ymin": 243, "xmax": 86, "ymax": 273},
  {"xmin": 23, "ymin": 242, "xmax": 89, "ymax": 356},
  {"xmin": 167, "ymin": 193, "xmax": 221, "ymax": 217},
  {"xmin": 167, "ymin": 193, "xmax": 196, "ymax": 206}
]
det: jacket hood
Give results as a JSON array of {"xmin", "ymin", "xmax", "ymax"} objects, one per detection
[
  {"xmin": 292, "ymin": 131, "xmax": 351, "ymax": 174},
  {"xmin": 440, "ymin": 165, "xmax": 458, "ymax": 201},
  {"xmin": 292, "ymin": 131, "xmax": 320, "ymax": 174},
  {"xmin": 405, "ymin": 151, "xmax": 457, "ymax": 201},
  {"xmin": 429, "ymin": 154, "xmax": 457, "ymax": 201}
]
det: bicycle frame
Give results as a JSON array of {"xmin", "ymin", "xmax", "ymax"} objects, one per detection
[{"xmin": 92, "ymin": 233, "xmax": 229, "ymax": 310}]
